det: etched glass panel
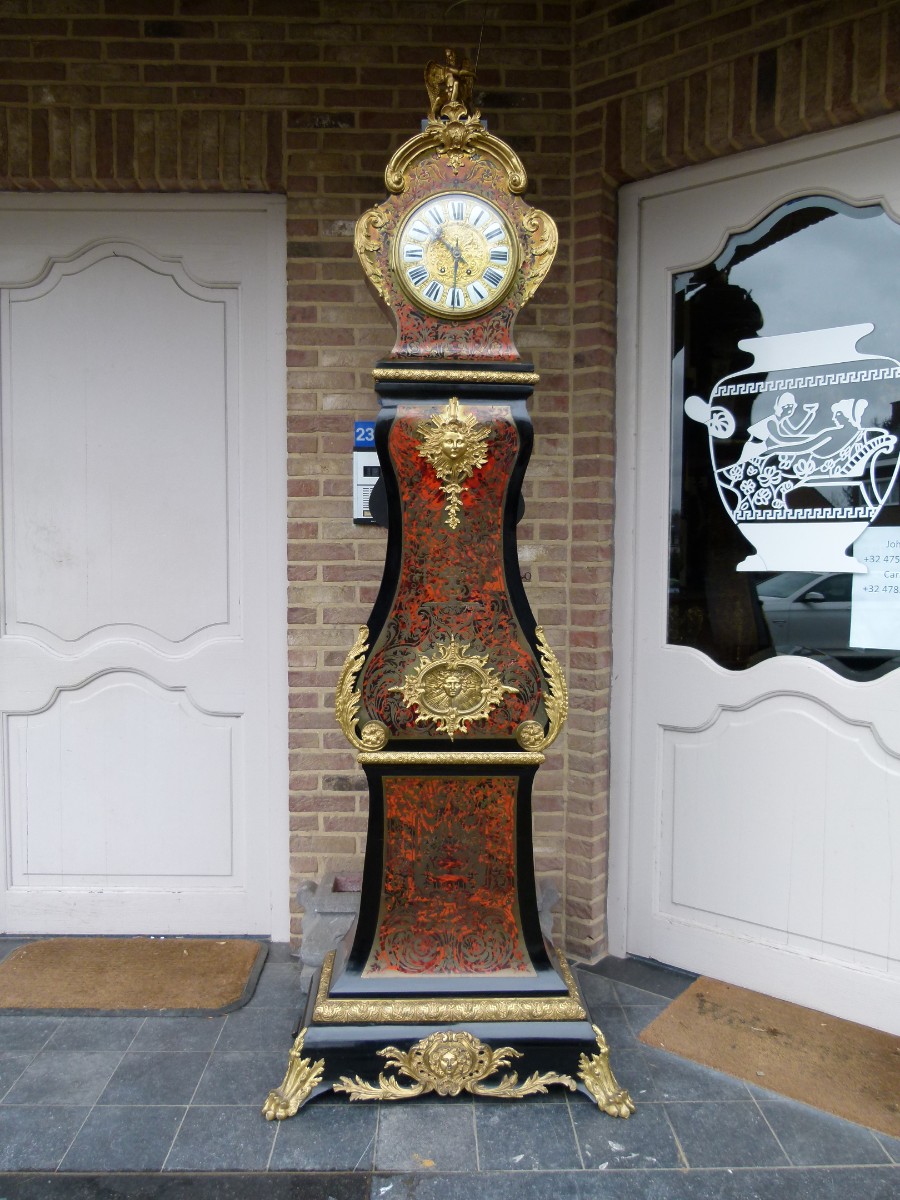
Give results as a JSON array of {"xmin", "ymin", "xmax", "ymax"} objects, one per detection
[{"xmin": 670, "ymin": 196, "xmax": 900, "ymax": 676}]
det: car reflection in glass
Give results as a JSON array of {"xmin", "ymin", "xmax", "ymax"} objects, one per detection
[{"xmin": 756, "ymin": 571, "xmax": 900, "ymax": 677}]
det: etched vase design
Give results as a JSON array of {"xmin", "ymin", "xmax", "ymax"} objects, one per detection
[{"xmin": 684, "ymin": 324, "xmax": 900, "ymax": 572}]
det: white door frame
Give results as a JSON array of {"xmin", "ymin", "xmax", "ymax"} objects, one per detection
[
  {"xmin": 0, "ymin": 193, "xmax": 290, "ymax": 941},
  {"xmin": 610, "ymin": 113, "xmax": 900, "ymax": 1028}
]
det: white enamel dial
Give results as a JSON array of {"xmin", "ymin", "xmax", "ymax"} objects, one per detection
[{"xmin": 393, "ymin": 191, "xmax": 518, "ymax": 318}]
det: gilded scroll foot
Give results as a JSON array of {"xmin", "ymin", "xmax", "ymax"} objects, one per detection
[
  {"xmin": 578, "ymin": 1024, "xmax": 636, "ymax": 1118},
  {"xmin": 334, "ymin": 1030, "xmax": 576, "ymax": 1102},
  {"xmin": 261, "ymin": 1028, "xmax": 326, "ymax": 1121}
]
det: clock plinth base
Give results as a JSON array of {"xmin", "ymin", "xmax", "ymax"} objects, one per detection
[{"xmin": 263, "ymin": 953, "xmax": 635, "ymax": 1121}]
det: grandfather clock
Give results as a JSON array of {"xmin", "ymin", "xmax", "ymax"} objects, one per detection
[{"xmin": 264, "ymin": 54, "xmax": 634, "ymax": 1120}]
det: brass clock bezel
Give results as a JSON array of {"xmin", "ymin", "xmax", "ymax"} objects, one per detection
[{"xmin": 391, "ymin": 190, "xmax": 521, "ymax": 320}]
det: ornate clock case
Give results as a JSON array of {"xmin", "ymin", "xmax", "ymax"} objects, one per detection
[{"xmin": 264, "ymin": 55, "xmax": 633, "ymax": 1120}]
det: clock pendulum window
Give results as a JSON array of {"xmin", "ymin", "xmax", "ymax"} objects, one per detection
[{"xmin": 263, "ymin": 52, "xmax": 634, "ymax": 1122}]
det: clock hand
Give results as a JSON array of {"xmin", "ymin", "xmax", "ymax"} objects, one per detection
[{"xmin": 433, "ymin": 233, "xmax": 469, "ymax": 269}]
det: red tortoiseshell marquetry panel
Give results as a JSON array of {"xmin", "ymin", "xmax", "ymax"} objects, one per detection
[
  {"xmin": 360, "ymin": 403, "xmax": 542, "ymax": 738},
  {"xmin": 363, "ymin": 774, "xmax": 532, "ymax": 977}
]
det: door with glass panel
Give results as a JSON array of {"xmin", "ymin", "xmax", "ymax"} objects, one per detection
[{"xmin": 612, "ymin": 115, "xmax": 900, "ymax": 1035}]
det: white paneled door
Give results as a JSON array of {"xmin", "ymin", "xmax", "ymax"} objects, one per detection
[
  {"xmin": 0, "ymin": 195, "xmax": 288, "ymax": 937},
  {"xmin": 612, "ymin": 115, "xmax": 900, "ymax": 1035}
]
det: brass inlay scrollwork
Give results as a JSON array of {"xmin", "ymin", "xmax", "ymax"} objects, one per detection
[
  {"xmin": 334, "ymin": 625, "xmax": 389, "ymax": 751},
  {"xmin": 515, "ymin": 626, "xmax": 569, "ymax": 752},
  {"xmin": 578, "ymin": 1024, "xmax": 636, "ymax": 1119},
  {"xmin": 334, "ymin": 1029, "xmax": 576, "ymax": 1102},
  {"xmin": 312, "ymin": 949, "xmax": 587, "ymax": 1024},
  {"xmin": 262, "ymin": 1028, "xmax": 325, "ymax": 1121},
  {"xmin": 416, "ymin": 396, "xmax": 490, "ymax": 530},
  {"xmin": 391, "ymin": 635, "xmax": 517, "ymax": 739}
]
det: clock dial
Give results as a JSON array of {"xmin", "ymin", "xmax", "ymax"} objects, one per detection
[{"xmin": 393, "ymin": 192, "xmax": 518, "ymax": 319}]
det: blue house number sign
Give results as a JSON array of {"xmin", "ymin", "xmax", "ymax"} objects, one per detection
[{"xmin": 354, "ymin": 421, "xmax": 375, "ymax": 448}]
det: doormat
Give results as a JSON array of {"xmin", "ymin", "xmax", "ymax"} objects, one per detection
[
  {"xmin": 640, "ymin": 976, "xmax": 900, "ymax": 1139},
  {"xmin": 0, "ymin": 937, "xmax": 267, "ymax": 1016}
]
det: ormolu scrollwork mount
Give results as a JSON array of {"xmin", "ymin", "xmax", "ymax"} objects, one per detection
[{"xmin": 264, "ymin": 53, "xmax": 634, "ymax": 1122}]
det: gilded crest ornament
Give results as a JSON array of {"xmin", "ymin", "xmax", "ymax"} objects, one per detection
[
  {"xmin": 424, "ymin": 49, "xmax": 475, "ymax": 120},
  {"xmin": 391, "ymin": 636, "xmax": 517, "ymax": 738},
  {"xmin": 334, "ymin": 1029, "xmax": 576, "ymax": 1102},
  {"xmin": 416, "ymin": 396, "xmax": 490, "ymax": 528}
]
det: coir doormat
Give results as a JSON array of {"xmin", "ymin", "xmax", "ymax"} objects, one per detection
[
  {"xmin": 640, "ymin": 976, "xmax": 900, "ymax": 1139},
  {"xmin": 0, "ymin": 937, "xmax": 267, "ymax": 1015}
]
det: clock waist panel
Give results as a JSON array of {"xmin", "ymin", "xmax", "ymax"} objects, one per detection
[{"xmin": 359, "ymin": 403, "xmax": 543, "ymax": 738}]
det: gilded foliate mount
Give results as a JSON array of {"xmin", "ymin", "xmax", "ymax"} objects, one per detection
[
  {"xmin": 391, "ymin": 636, "xmax": 518, "ymax": 739},
  {"xmin": 515, "ymin": 626, "xmax": 569, "ymax": 751},
  {"xmin": 335, "ymin": 1030, "xmax": 576, "ymax": 1102},
  {"xmin": 262, "ymin": 1029, "xmax": 325, "ymax": 1121},
  {"xmin": 416, "ymin": 396, "xmax": 490, "ymax": 529},
  {"xmin": 334, "ymin": 625, "xmax": 389, "ymax": 752},
  {"xmin": 262, "ymin": 1025, "xmax": 635, "ymax": 1119},
  {"xmin": 579, "ymin": 1026, "xmax": 637, "ymax": 1119}
]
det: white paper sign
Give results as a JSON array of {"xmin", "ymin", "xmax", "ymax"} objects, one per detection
[{"xmin": 850, "ymin": 528, "xmax": 900, "ymax": 650}]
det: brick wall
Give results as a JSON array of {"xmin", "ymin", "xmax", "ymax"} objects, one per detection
[
  {"xmin": 1, "ymin": 0, "xmax": 897, "ymax": 958},
  {"xmin": 0, "ymin": 0, "xmax": 576, "ymax": 946}
]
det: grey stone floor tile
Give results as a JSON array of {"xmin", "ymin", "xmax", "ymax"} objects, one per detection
[
  {"xmin": 193, "ymin": 1050, "xmax": 291, "ymax": 1106},
  {"xmin": 130, "ymin": 1015, "xmax": 225, "ymax": 1052},
  {"xmin": 575, "ymin": 969, "xmax": 618, "ymax": 1006},
  {"xmin": 613, "ymin": 980, "xmax": 680, "ymax": 1006},
  {"xmin": 570, "ymin": 1099, "xmax": 683, "ymax": 1169},
  {"xmin": 0, "ymin": 1104, "xmax": 91, "ymax": 1169},
  {"xmin": 875, "ymin": 1129, "xmax": 900, "ymax": 1162},
  {"xmin": 374, "ymin": 1100, "xmax": 476, "ymax": 1171},
  {"xmin": 583, "ymin": 956, "xmax": 696, "ymax": 1001},
  {"xmin": 0, "ymin": 1052, "xmax": 33, "ymax": 1100},
  {"xmin": 4, "ymin": 1049, "xmax": 122, "ymax": 1105},
  {"xmin": 665, "ymin": 1100, "xmax": 789, "ymax": 1168},
  {"xmin": 163, "ymin": 1105, "xmax": 277, "ymax": 1170},
  {"xmin": 263, "ymin": 942, "xmax": 296, "ymax": 964},
  {"xmin": 59, "ymin": 1104, "xmax": 186, "ymax": 1171},
  {"xmin": 622, "ymin": 1002, "xmax": 668, "ymax": 1036},
  {"xmin": 598, "ymin": 1047, "xmax": 657, "ymax": 1105},
  {"xmin": 0, "ymin": 1014, "xmax": 60, "ymax": 1053},
  {"xmin": 475, "ymin": 1097, "xmax": 582, "ymax": 1170},
  {"xmin": 215, "ymin": 1006, "xmax": 297, "ymax": 1051},
  {"xmin": 368, "ymin": 1166, "xmax": 900, "ymax": 1200},
  {"xmin": 245, "ymin": 964, "xmax": 305, "ymax": 1009},
  {"xmin": 98, "ymin": 1050, "xmax": 210, "ymax": 1106},
  {"xmin": 269, "ymin": 1099, "xmax": 377, "ymax": 1170},
  {"xmin": 641, "ymin": 1046, "xmax": 753, "ymax": 1101},
  {"xmin": 756, "ymin": 1096, "xmax": 893, "ymax": 1165},
  {"xmin": 583, "ymin": 1005, "xmax": 641, "ymax": 1048},
  {"xmin": 46, "ymin": 1015, "xmax": 145, "ymax": 1051}
]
